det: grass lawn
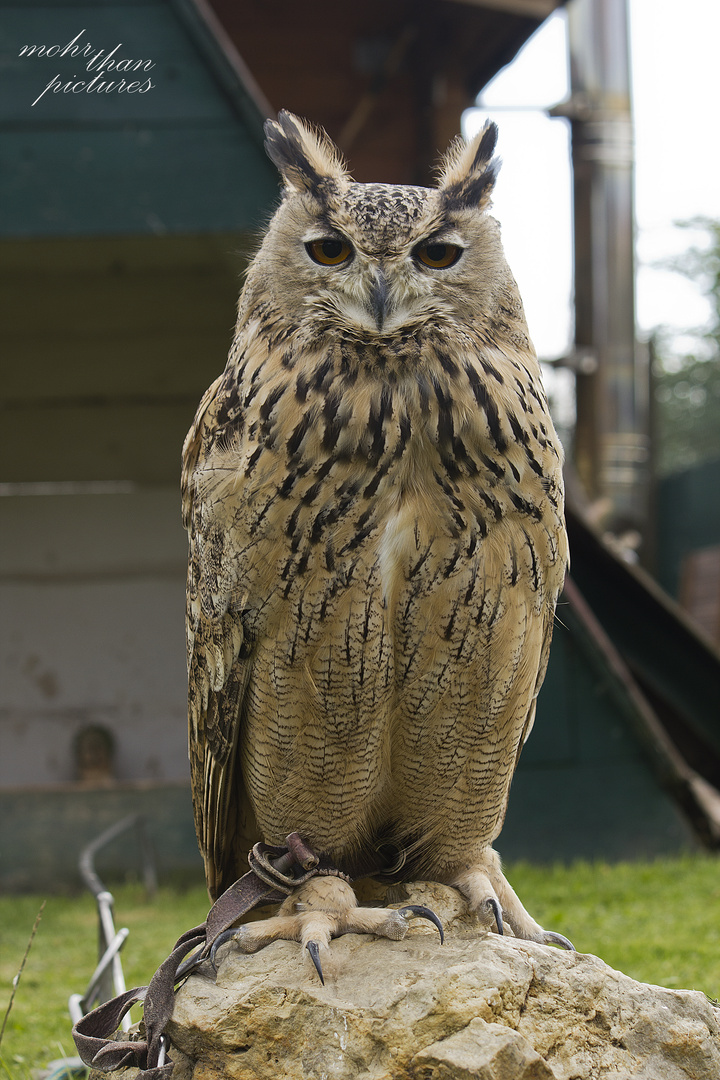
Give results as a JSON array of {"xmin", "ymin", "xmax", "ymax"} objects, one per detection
[
  {"xmin": 0, "ymin": 880, "xmax": 209, "ymax": 1078},
  {"xmin": 1, "ymin": 853, "xmax": 719, "ymax": 1076}
]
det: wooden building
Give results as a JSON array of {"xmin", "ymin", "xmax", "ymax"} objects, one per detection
[
  {"xmin": 2, "ymin": 0, "xmax": 719, "ymax": 889},
  {"xmin": 1, "ymin": 0, "xmax": 280, "ymax": 886}
]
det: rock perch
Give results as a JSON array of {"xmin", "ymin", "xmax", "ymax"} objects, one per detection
[{"xmin": 102, "ymin": 883, "xmax": 720, "ymax": 1080}]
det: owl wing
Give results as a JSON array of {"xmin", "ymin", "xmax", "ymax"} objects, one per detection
[
  {"xmin": 479, "ymin": 530, "xmax": 565, "ymax": 844},
  {"xmin": 182, "ymin": 377, "xmax": 259, "ymax": 900},
  {"xmin": 512, "ymin": 601, "xmax": 556, "ymax": 774}
]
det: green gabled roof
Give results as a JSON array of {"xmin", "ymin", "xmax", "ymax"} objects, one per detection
[{"xmin": 0, "ymin": 0, "xmax": 279, "ymax": 236}]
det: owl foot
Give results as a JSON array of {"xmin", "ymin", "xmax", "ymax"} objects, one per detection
[
  {"xmin": 210, "ymin": 875, "xmax": 443, "ymax": 984},
  {"xmin": 452, "ymin": 849, "xmax": 574, "ymax": 951}
]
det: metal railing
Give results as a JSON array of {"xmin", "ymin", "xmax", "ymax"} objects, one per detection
[{"xmin": 68, "ymin": 814, "xmax": 157, "ymax": 1029}]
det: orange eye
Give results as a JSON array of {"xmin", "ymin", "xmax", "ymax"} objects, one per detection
[
  {"xmin": 306, "ymin": 238, "xmax": 353, "ymax": 265},
  {"xmin": 415, "ymin": 242, "xmax": 462, "ymax": 269}
]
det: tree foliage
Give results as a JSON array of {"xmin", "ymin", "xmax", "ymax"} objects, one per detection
[{"xmin": 653, "ymin": 216, "xmax": 720, "ymax": 475}]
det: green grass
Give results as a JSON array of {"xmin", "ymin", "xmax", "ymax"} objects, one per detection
[
  {"xmin": 507, "ymin": 854, "xmax": 720, "ymax": 998},
  {"xmin": 1, "ymin": 854, "xmax": 719, "ymax": 1076},
  {"xmin": 0, "ymin": 881, "xmax": 209, "ymax": 1079}
]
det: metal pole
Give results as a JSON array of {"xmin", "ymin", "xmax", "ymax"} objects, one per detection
[
  {"xmin": 562, "ymin": 0, "xmax": 649, "ymax": 532},
  {"xmin": 71, "ymin": 814, "xmax": 157, "ymax": 1031}
]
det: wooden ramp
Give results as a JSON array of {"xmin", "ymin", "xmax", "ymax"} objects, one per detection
[{"xmin": 502, "ymin": 505, "xmax": 720, "ymax": 864}]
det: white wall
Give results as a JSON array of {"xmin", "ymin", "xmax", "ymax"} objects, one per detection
[{"xmin": 0, "ymin": 488, "xmax": 190, "ymax": 786}]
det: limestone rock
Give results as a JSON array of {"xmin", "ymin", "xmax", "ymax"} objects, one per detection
[
  {"xmin": 151, "ymin": 882, "xmax": 719, "ymax": 1079},
  {"xmin": 411, "ymin": 1017, "xmax": 555, "ymax": 1078}
]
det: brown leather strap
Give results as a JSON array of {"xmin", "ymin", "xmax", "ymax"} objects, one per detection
[
  {"xmin": 72, "ymin": 987, "xmax": 157, "ymax": 1074},
  {"xmin": 71, "ymin": 834, "xmax": 347, "ymax": 1076},
  {"xmin": 204, "ymin": 869, "xmax": 288, "ymax": 945},
  {"xmin": 72, "ymin": 923, "xmax": 207, "ymax": 1075}
]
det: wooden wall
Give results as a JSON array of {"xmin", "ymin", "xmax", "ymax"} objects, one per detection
[
  {"xmin": 0, "ymin": 782, "xmax": 202, "ymax": 892},
  {"xmin": 0, "ymin": 0, "xmax": 276, "ymax": 237},
  {"xmin": 656, "ymin": 457, "xmax": 720, "ymax": 599},
  {"xmin": 209, "ymin": 0, "xmax": 554, "ymax": 184},
  {"xmin": 1, "ymin": 234, "xmax": 247, "ymax": 483},
  {"xmin": 0, "ymin": 234, "xmax": 247, "ymax": 787},
  {"xmin": 505, "ymin": 619, "xmax": 699, "ymax": 863},
  {"xmin": 0, "ymin": 0, "xmax": 282, "ymax": 807}
]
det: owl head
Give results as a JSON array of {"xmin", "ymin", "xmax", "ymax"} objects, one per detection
[{"xmin": 243, "ymin": 111, "xmax": 525, "ymax": 345}]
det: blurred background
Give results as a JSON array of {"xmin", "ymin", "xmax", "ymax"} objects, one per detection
[{"xmin": 1, "ymin": 0, "xmax": 720, "ymax": 893}]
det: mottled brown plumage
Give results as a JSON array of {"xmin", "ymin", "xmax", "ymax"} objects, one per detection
[{"xmin": 182, "ymin": 112, "xmax": 570, "ymax": 962}]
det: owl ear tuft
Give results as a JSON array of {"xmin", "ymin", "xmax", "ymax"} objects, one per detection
[
  {"xmin": 264, "ymin": 111, "xmax": 349, "ymax": 198},
  {"xmin": 437, "ymin": 121, "xmax": 499, "ymax": 211}
]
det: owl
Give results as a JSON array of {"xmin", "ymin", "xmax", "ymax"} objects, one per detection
[{"xmin": 182, "ymin": 111, "xmax": 572, "ymax": 978}]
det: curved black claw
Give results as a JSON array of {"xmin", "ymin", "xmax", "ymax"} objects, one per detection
[
  {"xmin": 210, "ymin": 928, "xmax": 239, "ymax": 970},
  {"xmin": 544, "ymin": 931, "xmax": 575, "ymax": 951},
  {"xmin": 398, "ymin": 904, "xmax": 445, "ymax": 945},
  {"xmin": 175, "ymin": 947, "xmax": 207, "ymax": 980},
  {"xmin": 305, "ymin": 940, "xmax": 325, "ymax": 985},
  {"xmin": 488, "ymin": 897, "xmax": 504, "ymax": 936}
]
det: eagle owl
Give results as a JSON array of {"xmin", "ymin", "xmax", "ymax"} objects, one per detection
[{"xmin": 182, "ymin": 112, "xmax": 571, "ymax": 973}]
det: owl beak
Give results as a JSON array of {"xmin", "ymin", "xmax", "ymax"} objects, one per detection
[{"xmin": 368, "ymin": 269, "xmax": 390, "ymax": 331}]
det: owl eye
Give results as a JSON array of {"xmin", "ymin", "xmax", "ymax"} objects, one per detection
[
  {"xmin": 414, "ymin": 242, "xmax": 463, "ymax": 269},
  {"xmin": 306, "ymin": 238, "xmax": 353, "ymax": 266}
]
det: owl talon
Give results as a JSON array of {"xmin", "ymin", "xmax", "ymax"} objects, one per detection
[
  {"xmin": 487, "ymin": 897, "xmax": 503, "ymax": 935},
  {"xmin": 453, "ymin": 855, "xmax": 573, "ymax": 948},
  {"xmin": 543, "ymin": 930, "xmax": 575, "ymax": 951},
  {"xmin": 210, "ymin": 928, "xmax": 240, "ymax": 970},
  {"xmin": 397, "ymin": 905, "xmax": 445, "ymax": 944},
  {"xmin": 305, "ymin": 940, "xmax": 325, "ymax": 984}
]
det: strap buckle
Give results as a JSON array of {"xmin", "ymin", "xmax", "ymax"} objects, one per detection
[{"xmin": 248, "ymin": 832, "xmax": 321, "ymax": 893}]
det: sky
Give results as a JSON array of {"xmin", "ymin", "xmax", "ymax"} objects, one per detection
[{"xmin": 462, "ymin": 0, "xmax": 720, "ymax": 367}]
